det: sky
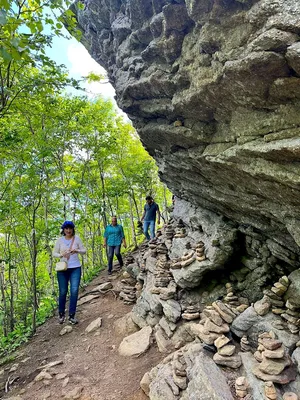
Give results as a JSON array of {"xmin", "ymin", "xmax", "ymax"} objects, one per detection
[{"xmin": 46, "ymin": 29, "xmax": 118, "ymax": 105}]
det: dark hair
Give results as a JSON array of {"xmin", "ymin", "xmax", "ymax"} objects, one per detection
[
  {"xmin": 60, "ymin": 221, "xmax": 76, "ymax": 236},
  {"xmin": 146, "ymin": 196, "xmax": 153, "ymax": 201},
  {"xmin": 61, "ymin": 227, "xmax": 75, "ymax": 236}
]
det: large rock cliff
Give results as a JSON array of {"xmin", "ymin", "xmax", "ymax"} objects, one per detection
[{"xmin": 72, "ymin": 0, "xmax": 300, "ymax": 278}]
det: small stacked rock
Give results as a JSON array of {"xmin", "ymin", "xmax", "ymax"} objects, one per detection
[
  {"xmin": 235, "ymin": 376, "xmax": 249, "ymax": 398},
  {"xmin": 180, "ymin": 250, "xmax": 196, "ymax": 268},
  {"xmin": 264, "ymin": 275, "xmax": 289, "ymax": 311},
  {"xmin": 263, "ymin": 276, "xmax": 300, "ymax": 334},
  {"xmin": 165, "ymin": 224, "xmax": 175, "ymax": 240},
  {"xmin": 281, "ymin": 299, "xmax": 300, "ymax": 334},
  {"xmin": 240, "ymin": 335, "xmax": 251, "ymax": 352},
  {"xmin": 182, "ymin": 305, "xmax": 200, "ymax": 321},
  {"xmin": 223, "ymin": 283, "xmax": 240, "ymax": 307},
  {"xmin": 253, "ymin": 331, "xmax": 297, "ymax": 384},
  {"xmin": 172, "ymin": 352, "xmax": 188, "ymax": 390},
  {"xmin": 265, "ymin": 381, "xmax": 277, "ymax": 400},
  {"xmin": 135, "ymin": 281, "xmax": 143, "ymax": 299},
  {"xmin": 124, "ymin": 255, "xmax": 135, "ymax": 266},
  {"xmin": 213, "ymin": 334, "xmax": 242, "ymax": 369},
  {"xmin": 195, "ymin": 241, "xmax": 206, "ymax": 262},
  {"xmin": 119, "ymin": 282, "xmax": 137, "ymax": 305},
  {"xmin": 174, "ymin": 227, "xmax": 187, "ymax": 238}
]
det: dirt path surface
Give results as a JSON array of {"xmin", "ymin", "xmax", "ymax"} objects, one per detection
[{"xmin": 1, "ymin": 269, "xmax": 162, "ymax": 400}]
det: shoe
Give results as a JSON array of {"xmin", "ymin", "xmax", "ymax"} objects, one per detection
[
  {"xmin": 108, "ymin": 271, "xmax": 112, "ymax": 275},
  {"xmin": 68, "ymin": 315, "xmax": 78, "ymax": 325},
  {"xmin": 58, "ymin": 313, "xmax": 65, "ymax": 324}
]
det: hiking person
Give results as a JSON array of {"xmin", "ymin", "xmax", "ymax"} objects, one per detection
[
  {"xmin": 141, "ymin": 195, "xmax": 161, "ymax": 241},
  {"xmin": 53, "ymin": 221, "xmax": 86, "ymax": 324},
  {"xmin": 103, "ymin": 216, "xmax": 127, "ymax": 275}
]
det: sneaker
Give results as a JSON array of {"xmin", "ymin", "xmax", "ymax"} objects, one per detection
[
  {"xmin": 58, "ymin": 314, "xmax": 65, "ymax": 324},
  {"xmin": 108, "ymin": 271, "xmax": 112, "ymax": 275},
  {"xmin": 68, "ymin": 315, "xmax": 78, "ymax": 325}
]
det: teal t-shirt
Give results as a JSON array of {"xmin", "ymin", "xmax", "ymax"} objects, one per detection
[{"xmin": 104, "ymin": 224, "xmax": 125, "ymax": 246}]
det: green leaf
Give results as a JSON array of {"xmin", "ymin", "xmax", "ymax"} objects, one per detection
[{"xmin": 0, "ymin": 46, "xmax": 12, "ymax": 61}]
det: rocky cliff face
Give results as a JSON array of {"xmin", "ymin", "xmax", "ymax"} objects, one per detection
[{"xmin": 72, "ymin": 0, "xmax": 300, "ymax": 277}]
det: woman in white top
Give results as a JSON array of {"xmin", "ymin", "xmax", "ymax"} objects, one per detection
[{"xmin": 53, "ymin": 221, "xmax": 86, "ymax": 324}]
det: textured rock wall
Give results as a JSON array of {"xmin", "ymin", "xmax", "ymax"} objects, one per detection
[{"xmin": 72, "ymin": 0, "xmax": 300, "ymax": 262}]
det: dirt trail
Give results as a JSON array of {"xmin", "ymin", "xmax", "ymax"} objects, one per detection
[{"xmin": 1, "ymin": 269, "xmax": 162, "ymax": 400}]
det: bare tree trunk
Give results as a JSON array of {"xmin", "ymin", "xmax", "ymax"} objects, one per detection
[{"xmin": 129, "ymin": 195, "xmax": 137, "ymax": 248}]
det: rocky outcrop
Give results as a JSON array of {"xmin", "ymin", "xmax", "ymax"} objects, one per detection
[{"xmin": 72, "ymin": 0, "xmax": 300, "ymax": 262}]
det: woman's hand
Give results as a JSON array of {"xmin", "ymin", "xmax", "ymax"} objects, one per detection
[{"xmin": 70, "ymin": 249, "xmax": 78, "ymax": 254}]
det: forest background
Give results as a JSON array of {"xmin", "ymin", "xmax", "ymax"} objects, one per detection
[{"xmin": 0, "ymin": 0, "xmax": 171, "ymax": 359}]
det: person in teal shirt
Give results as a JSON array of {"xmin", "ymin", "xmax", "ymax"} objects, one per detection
[{"xmin": 103, "ymin": 216, "xmax": 127, "ymax": 275}]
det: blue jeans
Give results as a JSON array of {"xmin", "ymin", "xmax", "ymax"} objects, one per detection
[
  {"xmin": 57, "ymin": 267, "xmax": 81, "ymax": 316},
  {"xmin": 143, "ymin": 220, "xmax": 155, "ymax": 240},
  {"xmin": 108, "ymin": 245, "xmax": 123, "ymax": 272}
]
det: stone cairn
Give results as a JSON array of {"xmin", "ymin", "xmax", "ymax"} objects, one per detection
[
  {"xmin": 119, "ymin": 280, "xmax": 137, "ymax": 305},
  {"xmin": 263, "ymin": 275, "xmax": 300, "ymax": 334},
  {"xmin": 149, "ymin": 242, "xmax": 177, "ymax": 301},
  {"xmin": 181, "ymin": 304, "xmax": 200, "ymax": 321},
  {"xmin": 213, "ymin": 332, "xmax": 242, "ymax": 369},
  {"xmin": 252, "ymin": 331, "xmax": 297, "ymax": 384},
  {"xmin": 223, "ymin": 282, "xmax": 240, "ymax": 307},
  {"xmin": 165, "ymin": 223, "xmax": 175, "ymax": 246},
  {"xmin": 172, "ymin": 351, "xmax": 188, "ymax": 391},
  {"xmin": 235, "ymin": 376, "xmax": 249, "ymax": 398},
  {"xmin": 173, "ymin": 220, "xmax": 187, "ymax": 239},
  {"xmin": 189, "ymin": 297, "xmax": 242, "ymax": 368},
  {"xmin": 264, "ymin": 381, "xmax": 277, "ymax": 400},
  {"xmin": 170, "ymin": 242, "xmax": 207, "ymax": 270},
  {"xmin": 240, "ymin": 335, "xmax": 251, "ymax": 352}
]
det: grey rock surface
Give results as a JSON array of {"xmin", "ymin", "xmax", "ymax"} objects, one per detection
[{"xmin": 72, "ymin": 0, "xmax": 300, "ymax": 263}]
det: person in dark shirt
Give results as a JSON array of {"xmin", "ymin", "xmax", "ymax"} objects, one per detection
[
  {"xmin": 141, "ymin": 196, "xmax": 161, "ymax": 240},
  {"xmin": 103, "ymin": 216, "xmax": 127, "ymax": 275}
]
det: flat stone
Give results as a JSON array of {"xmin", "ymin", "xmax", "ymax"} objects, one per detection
[
  {"xmin": 118, "ymin": 326, "xmax": 152, "ymax": 357},
  {"xmin": 260, "ymin": 338, "xmax": 282, "ymax": 351},
  {"xmin": 35, "ymin": 371, "xmax": 53, "ymax": 381},
  {"xmin": 63, "ymin": 386, "xmax": 83, "ymax": 399},
  {"xmin": 264, "ymin": 381, "xmax": 276, "ymax": 400},
  {"xmin": 202, "ymin": 309, "xmax": 224, "ymax": 326},
  {"xmin": 182, "ymin": 312, "xmax": 200, "ymax": 320},
  {"xmin": 204, "ymin": 319, "xmax": 229, "ymax": 334},
  {"xmin": 213, "ymin": 353, "xmax": 242, "ymax": 369},
  {"xmin": 253, "ymin": 363, "xmax": 297, "ymax": 384},
  {"xmin": 254, "ymin": 297, "xmax": 271, "ymax": 316},
  {"xmin": 259, "ymin": 356, "xmax": 291, "ymax": 375},
  {"xmin": 263, "ymin": 346, "xmax": 285, "ymax": 359},
  {"xmin": 60, "ymin": 326, "xmax": 73, "ymax": 336},
  {"xmin": 92, "ymin": 282, "xmax": 113, "ymax": 291},
  {"xmin": 214, "ymin": 335, "xmax": 231, "ymax": 350},
  {"xmin": 212, "ymin": 301, "xmax": 234, "ymax": 324},
  {"xmin": 218, "ymin": 344, "xmax": 236, "ymax": 356},
  {"xmin": 85, "ymin": 317, "xmax": 102, "ymax": 333}
]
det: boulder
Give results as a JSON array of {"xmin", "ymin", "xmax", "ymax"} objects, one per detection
[{"xmin": 118, "ymin": 326, "xmax": 152, "ymax": 357}]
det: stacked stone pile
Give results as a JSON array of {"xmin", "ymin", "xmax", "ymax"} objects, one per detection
[
  {"xmin": 172, "ymin": 351, "xmax": 188, "ymax": 391},
  {"xmin": 124, "ymin": 255, "xmax": 135, "ymax": 266},
  {"xmin": 174, "ymin": 226, "xmax": 187, "ymax": 238},
  {"xmin": 235, "ymin": 376, "xmax": 249, "ymax": 398},
  {"xmin": 223, "ymin": 282, "xmax": 240, "ymax": 307},
  {"xmin": 182, "ymin": 305, "xmax": 200, "ymax": 321},
  {"xmin": 213, "ymin": 333, "xmax": 242, "ymax": 369},
  {"xmin": 165, "ymin": 224, "xmax": 175, "ymax": 241},
  {"xmin": 263, "ymin": 275, "xmax": 289, "ymax": 311},
  {"xmin": 240, "ymin": 335, "xmax": 251, "ymax": 352},
  {"xmin": 264, "ymin": 381, "xmax": 277, "ymax": 400},
  {"xmin": 281, "ymin": 299, "xmax": 300, "ymax": 335},
  {"xmin": 194, "ymin": 241, "xmax": 206, "ymax": 262},
  {"xmin": 119, "ymin": 282, "xmax": 137, "ymax": 305},
  {"xmin": 253, "ymin": 331, "xmax": 297, "ymax": 384},
  {"xmin": 261, "ymin": 276, "xmax": 300, "ymax": 334},
  {"xmin": 190, "ymin": 300, "xmax": 240, "ymax": 354}
]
